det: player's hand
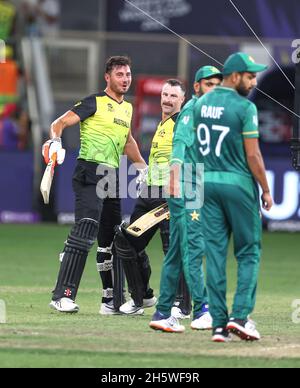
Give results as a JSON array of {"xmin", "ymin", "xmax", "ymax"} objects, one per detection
[
  {"xmin": 166, "ymin": 180, "xmax": 181, "ymax": 197},
  {"xmin": 261, "ymin": 191, "xmax": 273, "ymax": 211},
  {"xmin": 42, "ymin": 138, "xmax": 66, "ymax": 165}
]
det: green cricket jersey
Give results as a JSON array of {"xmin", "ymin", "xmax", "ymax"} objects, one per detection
[
  {"xmin": 171, "ymin": 95, "xmax": 203, "ymax": 189},
  {"xmin": 147, "ymin": 113, "xmax": 178, "ymax": 186},
  {"xmin": 72, "ymin": 92, "xmax": 133, "ymax": 168},
  {"xmin": 171, "ymin": 96, "xmax": 198, "ymax": 167},
  {"xmin": 193, "ymin": 86, "xmax": 259, "ymax": 190}
]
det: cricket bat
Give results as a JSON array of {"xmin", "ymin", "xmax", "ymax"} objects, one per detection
[
  {"xmin": 126, "ymin": 203, "xmax": 170, "ymax": 237},
  {"xmin": 40, "ymin": 153, "xmax": 57, "ymax": 204}
]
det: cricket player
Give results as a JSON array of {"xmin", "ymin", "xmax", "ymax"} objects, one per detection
[
  {"xmin": 194, "ymin": 52, "xmax": 272, "ymax": 342},
  {"xmin": 44, "ymin": 56, "xmax": 147, "ymax": 314},
  {"xmin": 149, "ymin": 66, "xmax": 223, "ymax": 333},
  {"xmin": 114, "ymin": 79, "xmax": 186, "ymax": 315}
]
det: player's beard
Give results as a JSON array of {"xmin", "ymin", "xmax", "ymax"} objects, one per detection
[
  {"xmin": 110, "ymin": 80, "xmax": 130, "ymax": 96},
  {"xmin": 198, "ymin": 88, "xmax": 205, "ymax": 97},
  {"xmin": 236, "ymin": 80, "xmax": 253, "ymax": 97}
]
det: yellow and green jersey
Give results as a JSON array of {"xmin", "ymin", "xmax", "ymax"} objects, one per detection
[
  {"xmin": 147, "ymin": 113, "xmax": 179, "ymax": 187},
  {"xmin": 72, "ymin": 92, "xmax": 133, "ymax": 168}
]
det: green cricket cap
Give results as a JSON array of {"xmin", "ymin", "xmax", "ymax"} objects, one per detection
[
  {"xmin": 223, "ymin": 52, "xmax": 268, "ymax": 75},
  {"xmin": 194, "ymin": 66, "xmax": 223, "ymax": 83}
]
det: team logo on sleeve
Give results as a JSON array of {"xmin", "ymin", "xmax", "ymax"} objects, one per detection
[{"xmin": 182, "ymin": 115, "xmax": 190, "ymax": 125}]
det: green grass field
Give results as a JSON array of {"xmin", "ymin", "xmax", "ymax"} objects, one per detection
[{"xmin": 0, "ymin": 224, "xmax": 300, "ymax": 368}]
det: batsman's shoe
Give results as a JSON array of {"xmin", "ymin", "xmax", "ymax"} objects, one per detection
[
  {"xmin": 99, "ymin": 301, "xmax": 120, "ymax": 315},
  {"xmin": 226, "ymin": 318, "xmax": 261, "ymax": 341},
  {"xmin": 143, "ymin": 296, "xmax": 157, "ymax": 308},
  {"xmin": 171, "ymin": 306, "xmax": 191, "ymax": 320},
  {"xmin": 212, "ymin": 327, "xmax": 232, "ymax": 343},
  {"xmin": 149, "ymin": 311, "xmax": 185, "ymax": 333},
  {"xmin": 49, "ymin": 298, "xmax": 79, "ymax": 313},
  {"xmin": 191, "ymin": 311, "xmax": 213, "ymax": 330},
  {"xmin": 119, "ymin": 300, "xmax": 144, "ymax": 315}
]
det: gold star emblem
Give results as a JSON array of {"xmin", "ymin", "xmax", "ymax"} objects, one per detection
[{"xmin": 191, "ymin": 211, "xmax": 200, "ymax": 221}]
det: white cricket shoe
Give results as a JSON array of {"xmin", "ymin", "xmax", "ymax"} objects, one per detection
[
  {"xmin": 149, "ymin": 314, "xmax": 185, "ymax": 333},
  {"xmin": 191, "ymin": 312, "xmax": 213, "ymax": 330},
  {"xmin": 143, "ymin": 296, "xmax": 157, "ymax": 308},
  {"xmin": 49, "ymin": 298, "xmax": 79, "ymax": 313},
  {"xmin": 212, "ymin": 328, "xmax": 232, "ymax": 343},
  {"xmin": 99, "ymin": 301, "xmax": 120, "ymax": 315},
  {"xmin": 171, "ymin": 306, "xmax": 191, "ymax": 320},
  {"xmin": 119, "ymin": 300, "xmax": 144, "ymax": 315},
  {"xmin": 227, "ymin": 318, "xmax": 261, "ymax": 341}
]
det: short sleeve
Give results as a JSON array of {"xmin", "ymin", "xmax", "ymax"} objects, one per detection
[
  {"xmin": 242, "ymin": 103, "xmax": 259, "ymax": 139},
  {"xmin": 71, "ymin": 95, "xmax": 97, "ymax": 121}
]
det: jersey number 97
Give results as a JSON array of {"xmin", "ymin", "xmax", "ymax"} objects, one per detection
[{"xmin": 197, "ymin": 124, "xmax": 230, "ymax": 157}]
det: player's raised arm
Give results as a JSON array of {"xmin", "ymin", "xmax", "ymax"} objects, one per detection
[{"xmin": 244, "ymin": 137, "xmax": 273, "ymax": 211}]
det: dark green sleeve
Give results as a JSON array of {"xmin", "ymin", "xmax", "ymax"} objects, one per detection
[
  {"xmin": 242, "ymin": 102, "xmax": 259, "ymax": 138},
  {"xmin": 170, "ymin": 140, "xmax": 186, "ymax": 165},
  {"xmin": 173, "ymin": 108, "xmax": 195, "ymax": 147}
]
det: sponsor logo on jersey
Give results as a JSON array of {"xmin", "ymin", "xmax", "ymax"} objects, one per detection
[
  {"xmin": 114, "ymin": 118, "xmax": 130, "ymax": 128},
  {"xmin": 107, "ymin": 103, "xmax": 114, "ymax": 112},
  {"xmin": 158, "ymin": 129, "xmax": 166, "ymax": 137},
  {"xmin": 182, "ymin": 115, "xmax": 190, "ymax": 125}
]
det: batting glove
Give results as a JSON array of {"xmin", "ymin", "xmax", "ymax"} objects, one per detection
[{"xmin": 42, "ymin": 138, "xmax": 66, "ymax": 165}]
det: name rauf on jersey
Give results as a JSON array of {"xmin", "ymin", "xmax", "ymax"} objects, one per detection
[{"xmin": 201, "ymin": 105, "xmax": 224, "ymax": 120}]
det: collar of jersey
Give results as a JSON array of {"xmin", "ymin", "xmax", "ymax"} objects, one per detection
[
  {"xmin": 104, "ymin": 91, "xmax": 124, "ymax": 105},
  {"xmin": 160, "ymin": 112, "xmax": 179, "ymax": 126},
  {"xmin": 215, "ymin": 86, "xmax": 238, "ymax": 93}
]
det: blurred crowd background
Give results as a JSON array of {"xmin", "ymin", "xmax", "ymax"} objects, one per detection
[{"xmin": 0, "ymin": 0, "xmax": 299, "ymax": 231}]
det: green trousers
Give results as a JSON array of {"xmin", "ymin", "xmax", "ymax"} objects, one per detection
[
  {"xmin": 156, "ymin": 196, "xmax": 207, "ymax": 317},
  {"xmin": 202, "ymin": 182, "xmax": 262, "ymax": 328}
]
